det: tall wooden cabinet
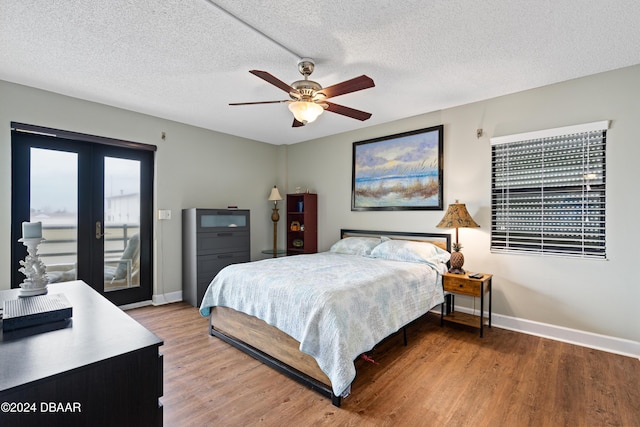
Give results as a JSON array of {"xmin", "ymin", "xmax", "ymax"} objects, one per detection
[
  {"xmin": 286, "ymin": 193, "xmax": 317, "ymax": 255},
  {"xmin": 182, "ymin": 208, "xmax": 250, "ymax": 307}
]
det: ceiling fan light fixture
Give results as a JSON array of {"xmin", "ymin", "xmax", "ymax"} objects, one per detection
[
  {"xmin": 288, "ymin": 101, "xmax": 324, "ymax": 124},
  {"xmin": 231, "ymin": 60, "xmax": 374, "ymax": 127}
]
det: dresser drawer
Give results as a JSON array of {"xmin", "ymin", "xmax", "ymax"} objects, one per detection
[
  {"xmin": 443, "ymin": 275, "xmax": 482, "ymax": 296},
  {"xmin": 197, "ymin": 231, "xmax": 249, "ymax": 255},
  {"xmin": 197, "ymin": 252, "xmax": 250, "ymax": 280},
  {"xmin": 195, "ymin": 209, "xmax": 249, "ymax": 233}
]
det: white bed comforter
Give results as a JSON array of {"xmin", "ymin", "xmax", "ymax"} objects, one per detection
[{"xmin": 199, "ymin": 252, "xmax": 446, "ymax": 396}]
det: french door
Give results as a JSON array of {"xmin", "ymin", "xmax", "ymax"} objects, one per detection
[{"xmin": 11, "ymin": 125, "xmax": 154, "ymax": 306}]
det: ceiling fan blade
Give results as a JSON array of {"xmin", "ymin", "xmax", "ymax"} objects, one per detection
[
  {"xmin": 229, "ymin": 100, "xmax": 287, "ymax": 106},
  {"xmin": 250, "ymin": 70, "xmax": 297, "ymax": 94},
  {"xmin": 325, "ymin": 102, "xmax": 372, "ymax": 121},
  {"xmin": 320, "ymin": 75, "xmax": 375, "ymax": 99},
  {"xmin": 292, "ymin": 118, "xmax": 305, "ymax": 127}
]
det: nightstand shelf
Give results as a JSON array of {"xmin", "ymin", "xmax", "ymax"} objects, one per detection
[
  {"xmin": 442, "ymin": 311, "xmax": 488, "ymax": 328},
  {"xmin": 441, "ymin": 272, "xmax": 493, "ymax": 337}
]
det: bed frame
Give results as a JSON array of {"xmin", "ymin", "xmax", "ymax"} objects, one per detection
[{"xmin": 208, "ymin": 229, "xmax": 451, "ymax": 407}]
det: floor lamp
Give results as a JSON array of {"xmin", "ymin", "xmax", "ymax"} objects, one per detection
[{"xmin": 268, "ymin": 186, "xmax": 283, "ymax": 257}]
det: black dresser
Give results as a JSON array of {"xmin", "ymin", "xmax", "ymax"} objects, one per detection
[
  {"xmin": 182, "ymin": 208, "xmax": 250, "ymax": 307},
  {"xmin": 0, "ymin": 281, "xmax": 163, "ymax": 427}
]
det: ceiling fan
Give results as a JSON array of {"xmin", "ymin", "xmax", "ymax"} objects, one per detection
[{"xmin": 229, "ymin": 58, "xmax": 375, "ymax": 127}]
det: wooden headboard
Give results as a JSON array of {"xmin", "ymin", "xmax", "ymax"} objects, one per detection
[{"xmin": 340, "ymin": 229, "xmax": 451, "ymax": 252}]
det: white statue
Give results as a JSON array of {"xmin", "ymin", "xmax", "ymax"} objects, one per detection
[{"xmin": 18, "ymin": 237, "xmax": 49, "ymax": 296}]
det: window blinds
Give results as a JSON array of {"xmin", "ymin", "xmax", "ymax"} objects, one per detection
[{"xmin": 490, "ymin": 121, "xmax": 608, "ymax": 258}]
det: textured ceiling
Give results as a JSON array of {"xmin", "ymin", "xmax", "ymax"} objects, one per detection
[{"xmin": 2, "ymin": 0, "xmax": 640, "ymax": 145}]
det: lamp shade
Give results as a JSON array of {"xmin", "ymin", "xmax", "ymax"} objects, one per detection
[
  {"xmin": 268, "ymin": 186, "xmax": 283, "ymax": 201},
  {"xmin": 288, "ymin": 101, "xmax": 324, "ymax": 124},
  {"xmin": 436, "ymin": 201, "xmax": 479, "ymax": 229}
]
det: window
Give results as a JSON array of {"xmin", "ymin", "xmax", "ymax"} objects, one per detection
[{"xmin": 490, "ymin": 121, "xmax": 608, "ymax": 258}]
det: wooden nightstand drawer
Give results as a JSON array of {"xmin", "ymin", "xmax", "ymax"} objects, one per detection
[{"xmin": 443, "ymin": 276, "xmax": 481, "ymax": 296}]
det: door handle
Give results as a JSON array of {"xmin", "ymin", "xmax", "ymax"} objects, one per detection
[{"xmin": 96, "ymin": 221, "xmax": 104, "ymax": 239}]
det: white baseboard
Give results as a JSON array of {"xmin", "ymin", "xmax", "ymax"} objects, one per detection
[
  {"xmin": 119, "ymin": 300, "xmax": 153, "ymax": 310},
  {"xmin": 433, "ymin": 306, "xmax": 640, "ymax": 359},
  {"xmin": 119, "ymin": 290, "xmax": 182, "ymax": 311},
  {"xmin": 152, "ymin": 290, "xmax": 182, "ymax": 306}
]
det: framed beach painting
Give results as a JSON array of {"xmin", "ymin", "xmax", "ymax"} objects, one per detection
[{"xmin": 351, "ymin": 125, "xmax": 444, "ymax": 211}]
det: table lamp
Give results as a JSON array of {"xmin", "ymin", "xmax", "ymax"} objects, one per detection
[{"xmin": 436, "ymin": 200, "xmax": 479, "ymax": 274}]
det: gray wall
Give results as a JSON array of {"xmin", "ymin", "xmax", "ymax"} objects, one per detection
[
  {"xmin": 0, "ymin": 80, "xmax": 284, "ymax": 299},
  {"xmin": 286, "ymin": 65, "xmax": 640, "ymax": 345},
  {"xmin": 1, "ymin": 64, "xmax": 638, "ymax": 347}
]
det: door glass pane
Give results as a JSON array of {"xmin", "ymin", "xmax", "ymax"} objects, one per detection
[
  {"xmin": 104, "ymin": 157, "xmax": 141, "ymax": 292},
  {"xmin": 30, "ymin": 148, "xmax": 78, "ymax": 283}
]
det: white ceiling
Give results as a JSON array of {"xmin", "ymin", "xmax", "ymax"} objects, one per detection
[{"xmin": 2, "ymin": 1, "xmax": 640, "ymax": 145}]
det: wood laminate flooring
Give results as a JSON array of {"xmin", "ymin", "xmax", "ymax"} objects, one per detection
[{"xmin": 127, "ymin": 302, "xmax": 640, "ymax": 427}]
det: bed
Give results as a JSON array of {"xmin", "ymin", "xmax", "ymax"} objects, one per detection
[{"xmin": 199, "ymin": 229, "xmax": 451, "ymax": 407}]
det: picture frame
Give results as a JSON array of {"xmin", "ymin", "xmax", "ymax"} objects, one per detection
[{"xmin": 352, "ymin": 125, "xmax": 444, "ymax": 211}]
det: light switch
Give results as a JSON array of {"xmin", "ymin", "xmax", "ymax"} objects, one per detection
[{"xmin": 158, "ymin": 209, "xmax": 172, "ymax": 220}]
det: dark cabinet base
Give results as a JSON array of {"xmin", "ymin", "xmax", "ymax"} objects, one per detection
[
  {"xmin": 0, "ymin": 347, "xmax": 162, "ymax": 427},
  {"xmin": 0, "ymin": 281, "xmax": 163, "ymax": 427}
]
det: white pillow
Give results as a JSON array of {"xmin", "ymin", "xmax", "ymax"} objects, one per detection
[
  {"xmin": 370, "ymin": 239, "xmax": 450, "ymax": 264},
  {"xmin": 329, "ymin": 237, "xmax": 383, "ymax": 256}
]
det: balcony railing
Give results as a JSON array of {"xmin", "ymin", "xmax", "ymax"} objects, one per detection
[{"xmin": 38, "ymin": 223, "xmax": 140, "ymax": 265}]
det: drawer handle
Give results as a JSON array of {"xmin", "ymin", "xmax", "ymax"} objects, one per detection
[
  {"xmin": 217, "ymin": 232, "xmax": 232, "ymax": 237},
  {"xmin": 458, "ymin": 284, "xmax": 464, "ymax": 288},
  {"xmin": 217, "ymin": 254, "xmax": 233, "ymax": 259}
]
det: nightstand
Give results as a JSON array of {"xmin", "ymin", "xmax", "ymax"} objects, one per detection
[{"xmin": 441, "ymin": 272, "xmax": 492, "ymax": 337}]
